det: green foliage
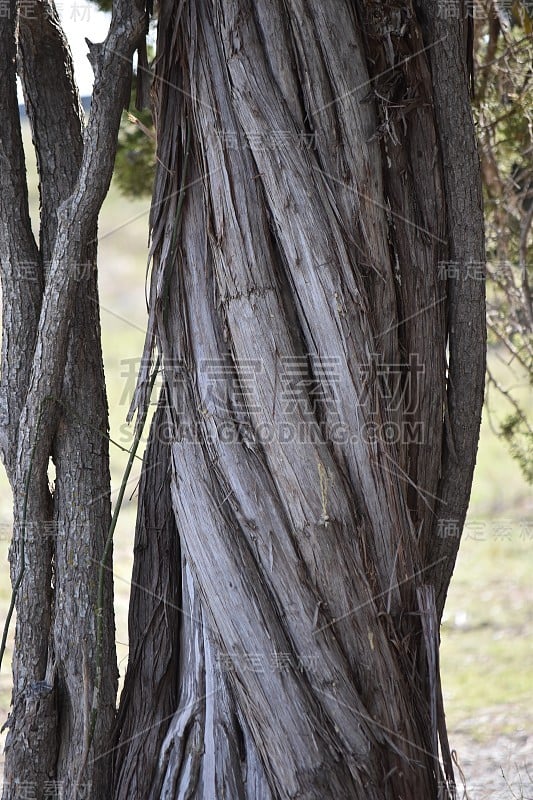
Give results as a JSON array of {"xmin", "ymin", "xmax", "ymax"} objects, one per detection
[
  {"xmin": 474, "ymin": 0, "xmax": 533, "ymax": 482},
  {"xmin": 474, "ymin": 10, "xmax": 532, "ymax": 263},
  {"xmin": 89, "ymin": 0, "xmax": 112, "ymax": 12},
  {"xmin": 87, "ymin": 0, "xmax": 156, "ymax": 197},
  {"xmin": 500, "ymin": 412, "xmax": 533, "ymax": 483},
  {"xmin": 114, "ymin": 105, "xmax": 155, "ymax": 198}
]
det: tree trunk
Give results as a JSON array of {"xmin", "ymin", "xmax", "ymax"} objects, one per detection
[
  {"xmin": 114, "ymin": 1, "xmax": 485, "ymax": 799},
  {"xmin": 0, "ymin": 1, "xmax": 146, "ymax": 797},
  {"xmin": 1, "ymin": 0, "xmax": 485, "ymax": 797}
]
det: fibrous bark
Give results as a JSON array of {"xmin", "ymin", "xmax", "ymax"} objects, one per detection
[
  {"xmin": 115, "ymin": 1, "xmax": 485, "ymax": 799},
  {"xmin": 1, "ymin": 0, "xmax": 485, "ymax": 796}
]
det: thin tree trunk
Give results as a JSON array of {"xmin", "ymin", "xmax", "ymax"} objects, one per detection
[
  {"xmin": 1, "ymin": 1, "xmax": 146, "ymax": 797},
  {"xmin": 115, "ymin": 1, "xmax": 484, "ymax": 798}
]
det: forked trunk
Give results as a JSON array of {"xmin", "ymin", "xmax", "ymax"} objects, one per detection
[{"xmin": 0, "ymin": 0, "xmax": 145, "ymax": 796}]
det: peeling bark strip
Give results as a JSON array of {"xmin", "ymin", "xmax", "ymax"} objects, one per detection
[
  {"xmin": 420, "ymin": 2, "xmax": 486, "ymax": 618},
  {"xmin": 111, "ymin": 403, "xmax": 181, "ymax": 799},
  {"xmin": 116, "ymin": 1, "xmax": 484, "ymax": 799},
  {"xmin": 1, "ymin": 0, "xmax": 147, "ymax": 798}
]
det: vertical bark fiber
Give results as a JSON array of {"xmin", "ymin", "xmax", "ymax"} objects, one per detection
[
  {"xmin": 116, "ymin": 1, "xmax": 484, "ymax": 799},
  {"xmin": 1, "ymin": 0, "xmax": 485, "ymax": 796}
]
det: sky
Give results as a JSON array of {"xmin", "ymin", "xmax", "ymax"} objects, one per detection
[
  {"xmin": 17, "ymin": 3, "xmax": 113, "ymax": 101},
  {"xmin": 18, "ymin": 2, "xmax": 157, "ymax": 101},
  {"xmin": 55, "ymin": 0, "xmax": 111, "ymax": 97}
]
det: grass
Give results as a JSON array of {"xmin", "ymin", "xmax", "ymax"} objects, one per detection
[
  {"xmin": 0, "ymin": 119, "xmax": 531, "ymax": 763},
  {"xmin": 440, "ymin": 354, "xmax": 532, "ymax": 737}
]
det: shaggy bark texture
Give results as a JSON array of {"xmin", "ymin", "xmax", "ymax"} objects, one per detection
[
  {"xmin": 0, "ymin": 0, "xmax": 484, "ymax": 797},
  {"xmin": 114, "ymin": 2, "xmax": 485, "ymax": 799}
]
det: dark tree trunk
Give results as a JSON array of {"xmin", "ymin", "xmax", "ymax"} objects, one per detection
[
  {"xmin": 113, "ymin": 1, "xmax": 485, "ymax": 799},
  {"xmin": 0, "ymin": 1, "xmax": 146, "ymax": 798}
]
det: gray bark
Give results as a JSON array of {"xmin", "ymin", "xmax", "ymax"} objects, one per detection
[
  {"xmin": 1, "ymin": 0, "xmax": 485, "ymax": 798},
  {"xmin": 114, "ymin": 1, "xmax": 485, "ymax": 799},
  {"xmin": 421, "ymin": 2, "xmax": 487, "ymax": 617},
  {"xmin": 0, "ymin": 0, "xmax": 147, "ymax": 797}
]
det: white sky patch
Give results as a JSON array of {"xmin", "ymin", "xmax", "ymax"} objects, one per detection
[
  {"xmin": 17, "ymin": 3, "xmax": 110, "ymax": 100},
  {"xmin": 17, "ymin": 3, "xmax": 156, "ymax": 102},
  {"xmin": 58, "ymin": 1, "xmax": 111, "ymax": 97}
]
